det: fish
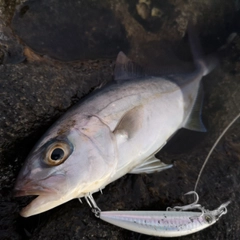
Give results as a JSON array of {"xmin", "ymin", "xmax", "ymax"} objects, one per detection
[{"xmin": 14, "ymin": 31, "xmax": 217, "ymax": 217}]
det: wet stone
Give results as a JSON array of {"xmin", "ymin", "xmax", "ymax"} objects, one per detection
[
  {"xmin": 129, "ymin": 0, "xmax": 176, "ymax": 32},
  {"xmin": 0, "ymin": 19, "xmax": 25, "ymax": 64},
  {"xmin": 11, "ymin": 0, "xmax": 129, "ymax": 61}
]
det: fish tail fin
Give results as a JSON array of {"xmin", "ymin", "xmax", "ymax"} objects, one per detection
[
  {"xmin": 188, "ymin": 24, "xmax": 219, "ymax": 76},
  {"xmin": 195, "ymin": 55, "xmax": 219, "ymax": 76}
]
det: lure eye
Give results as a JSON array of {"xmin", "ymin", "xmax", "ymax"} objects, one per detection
[
  {"xmin": 44, "ymin": 141, "xmax": 72, "ymax": 166},
  {"xmin": 205, "ymin": 215, "xmax": 213, "ymax": 224}
]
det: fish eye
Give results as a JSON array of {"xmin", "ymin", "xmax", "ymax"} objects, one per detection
[
  {"xmin": 51, "ymin": 148, "xmax": 65, "ymax": 160},
  {"xmin": 44, "ymin": 141, "xmax": 72, "ymax": 166}
]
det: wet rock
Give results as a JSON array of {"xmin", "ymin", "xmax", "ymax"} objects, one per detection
[
  {"xmin": 11, "ymin": 0, "xmax": 129, "ymax": 61},
  {"xmin": 0, "ymin": 0, "xmax": 26, "ymax": 24},
  {"xmin": 136, "ymin": 1, "xmax": 151, "ymax": 20},
  {"xmin": 128, "ymin": 0, "xmax": 176, "ymax": 33},
  {"xmin": 0, "ymin": 19, "xmax": 25, "ymax": 64}
]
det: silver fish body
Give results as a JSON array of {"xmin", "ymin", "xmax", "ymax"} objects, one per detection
[{"xmin": 14, "ymin": 43, "xmax": 215, "ymax": 217}]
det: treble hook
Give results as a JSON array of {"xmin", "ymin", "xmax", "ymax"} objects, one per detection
[
  {"xmin": 167, "ymin": 191, "xmax": 202, "ymax": 212},
  {"xmin": 84, "ymin": 193, "xmax": 101, "ymax": 218}
]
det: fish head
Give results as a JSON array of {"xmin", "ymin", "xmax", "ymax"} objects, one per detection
[{"xmin": 14, "ymin": 116, "xmax": 117, "ymax": 217}]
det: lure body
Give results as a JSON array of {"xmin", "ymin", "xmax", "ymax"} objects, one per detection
[
  {"xmin": 97, "ymin": 193, "xmax": 229, "ymax": 238},
  {"xmin": 100, "ymin": 210, "xmax": 215, "ymax": 237}
]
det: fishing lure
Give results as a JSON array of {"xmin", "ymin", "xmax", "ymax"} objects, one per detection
[{"xmin": 85, "ymin": 192, "xmax": 230, "ymax": 237}]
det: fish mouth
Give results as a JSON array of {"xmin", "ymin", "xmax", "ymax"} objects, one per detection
[
  {"xmin": 20, "ymin": 194, "xmax": 60, "ymax": 217},
  {"xmin": 14, "ymin": 185, "xmax": 63, "ymax": 217},
  {"xmin": 14, "ymin": 188, "xmax": 53, "ymax": 197}
]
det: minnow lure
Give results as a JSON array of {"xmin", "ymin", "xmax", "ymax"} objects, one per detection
[{"xmin": 86, "ymin": 192, "xmax": 230, "ymax": 237}]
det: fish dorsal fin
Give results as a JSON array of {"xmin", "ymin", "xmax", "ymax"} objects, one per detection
[
  {"xmin": 183, "ymin": 83, "xmax": 207, "ymax": 132},
  {"xmin": 114, "ymin": 52, "xmax": 145, "ymax": 81},
  {"xmin": 113, "ymin": 105, "xmax": 144, "ymax": 141},
  {"xmin": 130, "ymin": 156, "xmax": 172, "ymax": 174}
]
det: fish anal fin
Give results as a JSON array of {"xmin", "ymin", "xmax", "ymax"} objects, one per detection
[
  {"xmin": 184, "ymin": 83, "xmax": 207, "ymax": 132},
  {"xmin": 114, "ymin": 105, "xmax": 144, "ymax": 141},
  {"xmin": 114, "ymin": 52, "xmax": 145, "ymax": 81},
  {"xmin": 130, "ymin": 156, "xmax": 172, "ymax": 174}
]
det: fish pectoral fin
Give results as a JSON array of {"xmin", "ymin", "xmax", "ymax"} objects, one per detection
[
  {"xmin": 129, "ymin": 156, "xmax": 172, "ymax": 174},
  {"xmin": 114, "ymin": 52, "xmax": 145, "ymax": 81},
  {"xmin": 183, "ymin": 84, "xmax": 207, "ymax": 132},
  {"xmin": 113, "ymin": 105, "xmax": 144, "ymax": 140}
]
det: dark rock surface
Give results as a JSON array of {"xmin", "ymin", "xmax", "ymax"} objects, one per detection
[
  {"xmin": 11, "ymin": 0, "xmax": 129, "ymax": 61},
  {"xmin": 0, "ymin": 0, "xmax": 240, "ymax": 239}
]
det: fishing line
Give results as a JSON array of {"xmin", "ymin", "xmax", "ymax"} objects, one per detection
[
  {"xmin": 194, "ymin": 112, "xmax": 240, "ymax": 192},
  {"xmin": 193, "ymin": 32, "xmax": 238, "ymax": 193}
]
